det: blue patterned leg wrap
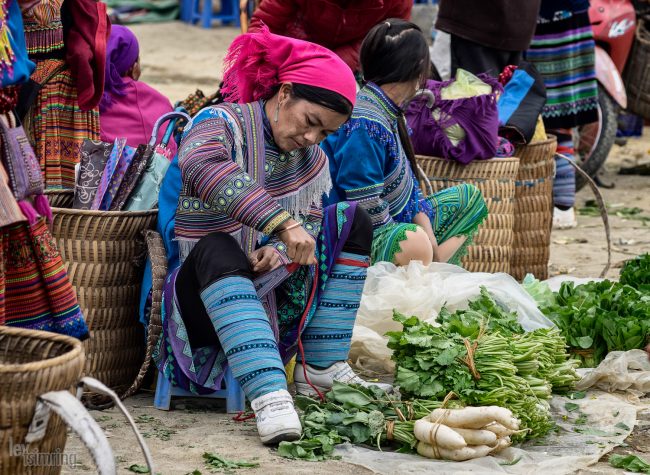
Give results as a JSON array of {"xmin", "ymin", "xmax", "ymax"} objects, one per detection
[
  {"xmin": 553, "ymin": 136, "xmax": 576, "ymax": 208},
  {"xmin": 200, "ymin": 276, "xmax": 286, "ymax": 400},
  {"xmin": 298, "ymin": 252, "xmax": 369, "ymax": 368}
]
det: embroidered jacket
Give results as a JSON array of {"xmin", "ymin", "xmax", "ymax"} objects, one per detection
[
  {"xmin": 322, "ymin": 82, "xmax": 429, "ymax": 230},
  {"xmin": 176, "ymin": 101, "xmax": 330, "ymax": 260}
]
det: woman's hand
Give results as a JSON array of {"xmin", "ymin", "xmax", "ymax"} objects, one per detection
[
  {"xmin": 249, "ymin": 246, "xmax": 281, "ymax": 274},
  {"xmin": 277, "ymin": 220, "xmax": 317, "ymax": 265}
]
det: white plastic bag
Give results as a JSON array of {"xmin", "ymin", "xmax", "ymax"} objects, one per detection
[
  {"xmin": 576, "ymin": 349, "xmax": 650, "ymax": 396},
  {"xmin": 351, "ymin": 262, "xmax": 553, "ymax": 373}
]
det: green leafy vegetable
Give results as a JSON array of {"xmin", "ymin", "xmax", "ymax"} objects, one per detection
[
  {"xmin": 541, "ymin": 275, "xmax": 650, "ymax": 367},
  {"xmin": 277, "ymin": 382, "xmax": 463, "ymax": 460},
  {"xmin": 564, "ymin": 403, "xmax": 579, "ymax": 413},
  {"xmin": 579, "ymin": 201, "xmax": 650, "ymax": 224},
  {"xmin": 522, "ymin": 274, "xmax": 557, "ymax": 308},
  {"xmin": 387, "ymin": 289, "xmax": 579, "ymax": 442},
  {"xmin": 202, "ymin": 452, "xmax": 259, "ymax": 472},
  {"xmin": 609, "ymin": 454, "xmax": 650, "ymax": 473},
  {"xmin": 499, "ymin": 457, "xmax": 522, "ymax": 466},
  {"xmin": 567, "ymin": 391, "xmax": 586, "ymax": 400},
  {"xmin": 128, "ymin": 465, "xmax": 150, "ymax": 474},
  {"xmin": 615, "ymin": 422, "xmax": 631, "ymax": 431},
  {"xmin": 620, "ymin": 254, "xmax": 650, "ymax": 292}
]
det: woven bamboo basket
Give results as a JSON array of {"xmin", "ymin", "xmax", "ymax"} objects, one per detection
[
  {"xmin": 50, "ymin": 197, "xmax": 157, "ymax": 402},
  {"xmin": 0, "ymin": 326, "xmax": 84, "ymax": 475},
  {"xmin": 511, "ymin": 136, "xmax": 557, "ymax": 281},
  {"xmin": 623, "ymin": 19, "xmax": 650, "ymax": 119},
  {"xmin": 44, "ymin": 190, "xmax": 74, "ymax": 209},
  {"xmin": 416, "ymin": 156, "xmax": 520, "ymax": 273}
]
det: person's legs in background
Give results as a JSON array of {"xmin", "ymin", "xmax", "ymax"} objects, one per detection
[
  {"xmin": 449, "ymin": 34, "xmax": 522, "ymax": 78},
  {"xmin": 551, "ymin": 130, "xmax": 578, "ymax": 229}
]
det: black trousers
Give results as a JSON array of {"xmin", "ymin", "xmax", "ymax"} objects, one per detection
[
  {"xmin": 450, "ymin": 34, "xmax": 523, "ymax": 78},
  {"xmin": 176, "ymin": 206, "xmax": 373, "ymax": 348}
]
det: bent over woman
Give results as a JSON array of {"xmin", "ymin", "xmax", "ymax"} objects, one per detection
[{"xmin": 153, "ymin": 27, "xmax": 390, "ymax": 446}]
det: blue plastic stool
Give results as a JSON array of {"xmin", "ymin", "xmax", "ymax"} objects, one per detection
[
  {"xmin": 180, "ymin": 0, "xmax": 241, "ymax": 28},
  {"xmin": 154, "ymin": 366, "xmax": 246, "ymax": 413}
]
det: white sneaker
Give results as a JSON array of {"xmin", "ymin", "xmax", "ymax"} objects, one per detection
[
  {"xmin": 250, "ymin": 389, "xmax": 302, "ymax": 445},
  {"xmin": 294, "ymin": 361, "xmax": 394, "ymax": 396},
  {"xmin": 553, "ymin": 207, "xmax": 578, "ymax": 230}
]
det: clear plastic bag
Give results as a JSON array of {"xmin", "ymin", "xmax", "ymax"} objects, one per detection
[{"xmin": 351, "ymin": 262, "xmax": 553, "ymax": 373}]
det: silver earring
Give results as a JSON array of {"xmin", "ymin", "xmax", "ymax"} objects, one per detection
[{"xmin": 274, "ymin": 103, "xmax": 280, "ymax": 123}]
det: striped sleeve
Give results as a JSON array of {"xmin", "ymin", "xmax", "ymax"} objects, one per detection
[
  {"xmin": 327, "ymin": 126, "xmax": 394, "ymax": 230},
  {"xmin": 178, "ymin": 116, "xmax": 291, "ymax": 235}
]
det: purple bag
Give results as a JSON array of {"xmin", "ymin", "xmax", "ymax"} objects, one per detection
[
  {"xmin": 0, "ymin": 112, "xmax": 50, "ymax": 223},
  {"xmin": 406, "ymin": 76, "xmax": 502, "ymax": 165}
]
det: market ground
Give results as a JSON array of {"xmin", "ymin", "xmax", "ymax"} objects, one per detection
[{"xmin": 64, "ymin": 22, "xmax": 650, "ymax": 474}]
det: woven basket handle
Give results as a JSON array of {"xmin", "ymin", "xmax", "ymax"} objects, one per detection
[
  {"xmin": 556, "ymin": 153, "xmax": 612, "ymax": 278},
  {"xmin": 417, "ymin": 163, "xmax": 434, "ymax": 196},
  {"xmin": 25, "ymin": 377, "xmax": 155, "ymax": 475},
  {"xmin": 77, "ymin": 377, "xmax": 155, "ymax": 472},
  {"xmin": 149, "ymin": 110, "xmax": 192, "ymax": 148},
  {"xmin": 28, "ymin": 391, "xmax": 117, "ymax": 474}
]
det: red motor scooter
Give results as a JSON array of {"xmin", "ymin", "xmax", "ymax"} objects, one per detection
[{"xmin": 575, "ymin": 0, "xmax": 636, "ymax": 189}]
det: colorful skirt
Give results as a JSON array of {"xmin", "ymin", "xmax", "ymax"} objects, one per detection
[
  {"xmin": 372, "ymin": 184, "xmax": 488, "ymax": 265},
  {"xmin": 153, "ymin": 202, "xmax": 358, "ymax": 395},
  {"xmin": 0, "ymin": 218, "xmax": 88, "ymax": 339},
  {"xmin": 525, "ymin": 10, "xmax": 599, "ymax": 130},
  {"xmin": 28, "ymin": 59, "xmax": 100, "ymax": 190}
]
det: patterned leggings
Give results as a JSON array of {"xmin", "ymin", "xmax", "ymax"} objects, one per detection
[
  {"xmin": 173, "ymin": 208, "xmax": 372, "ymax": 400},
  {"xmin": 371, "ymin": 183, "xmax": 488, "ymax": 265}
]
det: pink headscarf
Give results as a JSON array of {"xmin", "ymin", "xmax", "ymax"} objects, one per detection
[{"xmin": 221, "ymin": 26, "xmax": 356, "ymax": 107}]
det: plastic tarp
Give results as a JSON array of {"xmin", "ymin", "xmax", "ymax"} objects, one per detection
[
  {"xmin": 577, "ymin": 350, "xmax": 650, "ymax": 398},
  {"xmin": 334, "ymin": 390, "xmax": 638, "ymax": 475}
]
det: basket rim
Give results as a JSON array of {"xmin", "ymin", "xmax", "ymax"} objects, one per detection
[
  {"xmin": 415, "ymin": 155, "xmax": 520, "ymax": 164},
  {"xmin": 518, "ymin": 134, "xmax": 557, "ymax": 147},
  {"xmin": 51, "ymin": 207, "xmax": 158, "ymax": 217},
  {"xmin": 0, "ymin": 326, "xmax": 83, "ymax": 374}
]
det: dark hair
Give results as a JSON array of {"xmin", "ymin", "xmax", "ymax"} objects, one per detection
[
  {"xmin": 290, "ymin": 83, "xmax": 353, "ymax": 116},
  {"xmin": 360, "ymin": 19, "xmax": 431, "ymax": 182},
  {"xmin": 360, "ymin": 19, "xmax": 431, "ymax": 87}
]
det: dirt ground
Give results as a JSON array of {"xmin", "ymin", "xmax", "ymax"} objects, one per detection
[{"xmin": 62, "ymin": 21, "xmax": 650, "ymax": 474}]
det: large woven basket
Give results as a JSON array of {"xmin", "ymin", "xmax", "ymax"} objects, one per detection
[
  {"xmin": 624, "ymin": 18, "xmax": 650, "ymax": 119},
  {"xmin": 44, "ymin": 190, "xmax": 74, "ymax": 209},
  {"xmin": 511, "ymin": 136, "xmax": 557, "ymax": 281},
  {"xmin": 416, "ymin": 156, "xmax": 520, "ymax": 273},
  {"xmin": 0, "ymin": 326, "xmax": 84, "ymax": 474},
  {"xmin": 50, "ymin": 198, "xmax": 157, "ymax": 402}
]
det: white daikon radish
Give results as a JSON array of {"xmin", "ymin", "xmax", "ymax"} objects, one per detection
[
  {"xmin": 416, "ymin": 442, "xmax": 495, "ymax": 461},
  {"xmin": 413, "ymin": 419, "xmax": 467, "ymax": 450},
  {"xmin": 450, "ymin": 427, "xmax": 498, "ymax": 446},
  {"xmin": 490, "ymin": 436, "xmax": 511, "ymax": 453},
  {"xmin": 482, "ymin": 422, "xmax": 517, "ymax": 437},
  {"xmin": 428, "ymin": 406, "xmax": 520, "ymax": 430}
]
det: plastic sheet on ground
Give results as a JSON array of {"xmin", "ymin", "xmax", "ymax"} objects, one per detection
[
  {"xmin": 576, "ymin": 350, "xmax": 650, "ymax": 398},
  {"xmin": 333, "ymin": 391, "xmax": 638, "ymax": 475},
  {"xmin": 351, "ymin": 262, "xmax": 553, "ymax": 373}
]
